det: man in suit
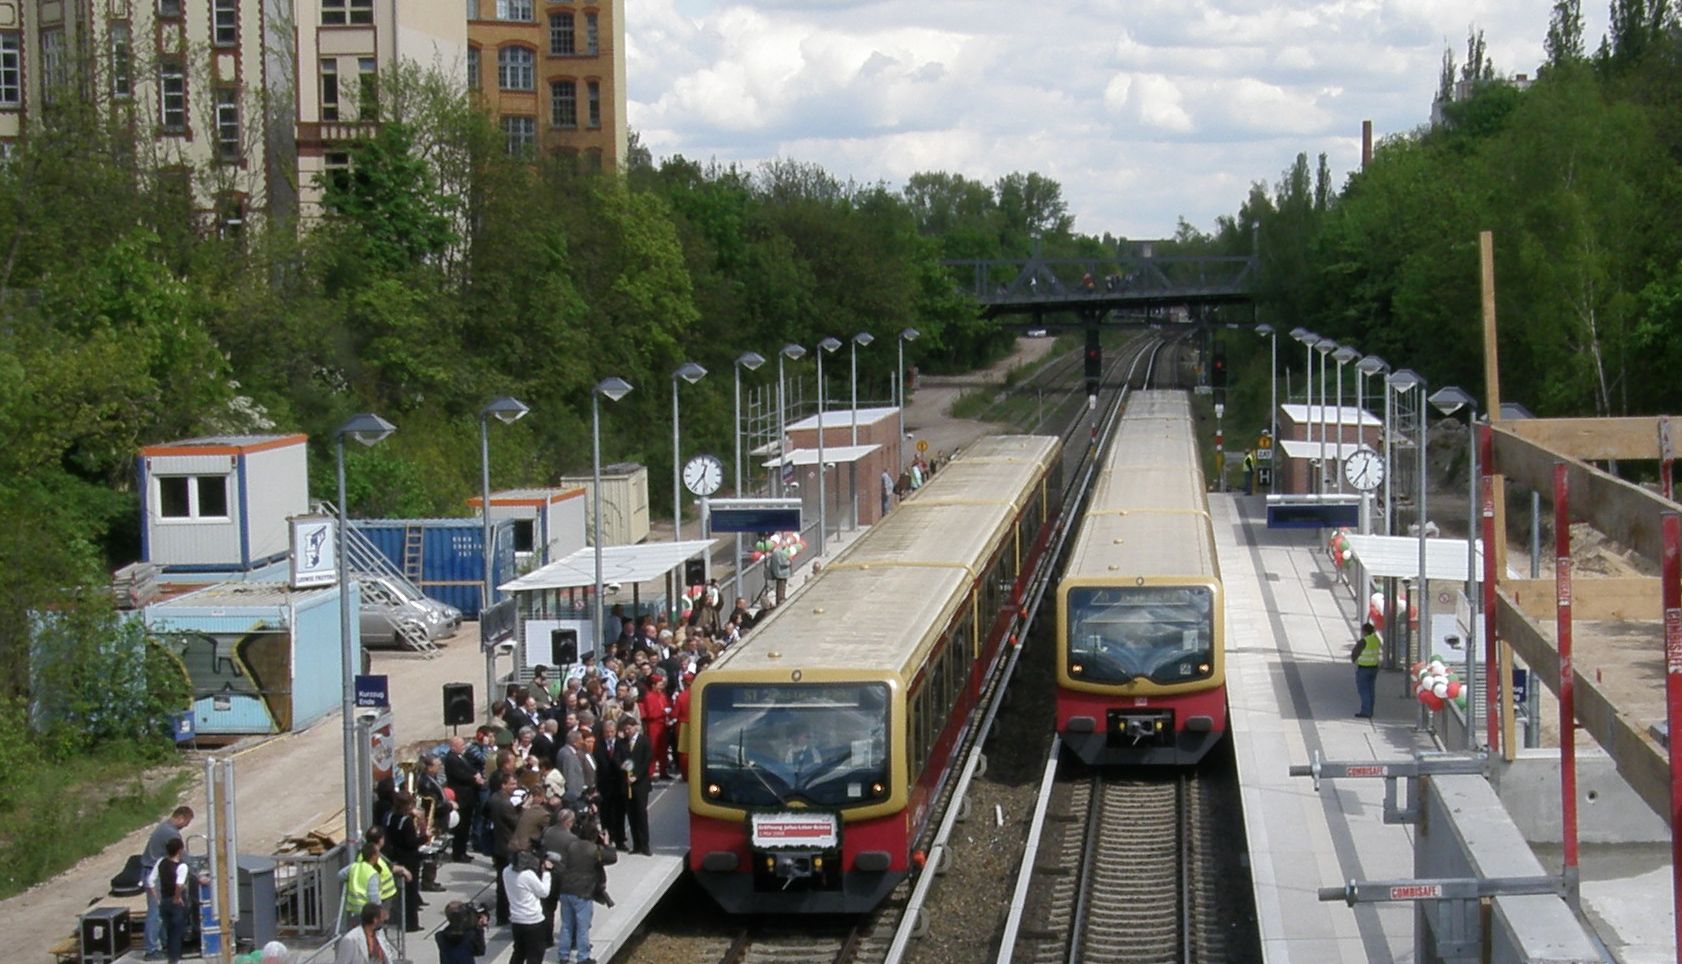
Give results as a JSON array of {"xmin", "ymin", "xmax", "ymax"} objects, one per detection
[
  {"xmin": 593, "ymin": 719, "xmax": 626, "ymax": 850},
  {"xmin": 443, "ymin": 738, "xmax": 483, "ymax": 862},
  {"xmin": 484, "ymin": 771, "xmax": 521, "ymax": 926},
  {"xmin": 530, "ymin": 719, "xmax": 559, "ymax": 770},
  {"xmin": 555, "ymin": 729, "xmax": 587, "ymax": 810},
  {"xmin": 614, "ymin": 717, "xmax": 653, "ymax": 855}
]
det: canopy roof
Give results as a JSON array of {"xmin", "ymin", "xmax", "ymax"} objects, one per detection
[
  {"xmin": 1279, "ymin": 439, "xmax": 1370, "ymax": 462},
  {"xmin": 1279, "ymin": 404, "xmax": 1381, "ymax": 428},
  {"xmin": 762, "ymin": 444, "xmax": 880, "ymax": 468},
  {"xmin": 1343, "ymin": 534, "xmax": 1482, "ymax": 583},
  {"xmin": 499, "ymin": 540, "xmax": 713, "ymax": 592}
]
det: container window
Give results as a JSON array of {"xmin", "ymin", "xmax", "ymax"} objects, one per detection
[
  {"xmin": 197, "ymin": 476, "xmax": 229, "ymax": 517},
  {"xmin": 160, "ymin": 477, "xmax": 191, "ymax": 517},
  {"xmin": 513, "ymin": 519, "xmax": 535, "ymax": 553},
  {"xmin": 158, "ymin": 475, "xmax": 230, "ymax": 519}
]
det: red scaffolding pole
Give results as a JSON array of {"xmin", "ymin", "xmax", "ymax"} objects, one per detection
[
  {"xmin": 1554, "ymin": 462, "xmax": 1580, "ymax": 908},
  {"xmin": 1660, "ymin": 511, "xmax": 1682, "ymax": 962},
  {"xmin": 1480, "ymin": 424, "xmax": 1499, "ymax": 752}
]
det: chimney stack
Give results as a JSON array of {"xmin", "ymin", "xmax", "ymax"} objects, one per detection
[{"xmin": 1362, "ymin": 120, "xmax": 1373, "ymax": 169}]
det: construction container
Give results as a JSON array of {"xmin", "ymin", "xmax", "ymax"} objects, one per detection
[
  {"xmin": 142, "ymin": 579, "xmax": 349, "ymax": 735},
  {"xmin": 351, "ymin": 518, "xmax": 517, "ymax": 618},
  {"xmin": 465, "ymin": 486, "xmax": 588, "ymax": 570},
  {"xmin": 557, "ymin": 462, "xmax": 650, "ymax": 546},
  {"xmin": 137, "ymin": 434, "xmax": 310, "ymax": 573}
]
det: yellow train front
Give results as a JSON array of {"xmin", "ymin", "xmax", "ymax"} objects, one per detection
[
  {"xmin": 1055, "ymin": 391, "xmax": 1227, "ymax": 766},
  {"xmin": 687, "ymin": 436, "xmax": 1063, "ymax": 913}
]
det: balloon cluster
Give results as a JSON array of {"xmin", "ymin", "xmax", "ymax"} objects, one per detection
[
  {"xmin": 1366, "ymin": 592, "xmax": 1419, "ymax": 631},
  {"xmin": 1412, "ymin": 657, "xmax": 1467, "ymax": 712},
  {"xmin": 749, "ymin": 531, "xmax": 807, "ymax": 564},
  {"xmin": 1327, "ymin": 528, "xmax": 1352, "ymax": 570}
]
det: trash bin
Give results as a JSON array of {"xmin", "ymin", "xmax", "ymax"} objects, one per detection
[{"xmin": 236, "ymin": 855, "xmax": 277, "ymax": 947}]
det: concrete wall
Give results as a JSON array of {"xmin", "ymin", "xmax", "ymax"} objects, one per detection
[{"xmin": 1493, "ymin": 748, "xmax": 1670, "ymax": 845}]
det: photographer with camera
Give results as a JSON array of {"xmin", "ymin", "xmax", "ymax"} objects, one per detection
[
  {"xmin": 502, "ymin": 847, "xmax": 553, "ymax": 964},
  {"xmin": 434, "ymin": 900, "xmax": 488, "ymax": 963},
  {"xmin": 541, "ymin": 807, "xmax": 617, "ymax": 964}
]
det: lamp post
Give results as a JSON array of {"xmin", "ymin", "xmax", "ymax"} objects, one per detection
[
  {"xmin": 776, "ymin": 344, "xmax": 806, "ymax": 497},
  {"xmin": 1355, "ymin": 355, "xmax": 1389, "ymax": 529},
  {"xmin": 1291, "ymin": 328, "xmax": 1317, "ymax": 491},
  {"xmin": 733, "ymin": 352, "xmax": 765, "ymax": 596},
  {"xmin": 1314, "ymin": 338, "xmax": 1338, "ymax": 492},
  {"xmin": 479, "ymin": 395, "xmax": 528, "ymax": 721},
  {"xmin": 1332, "ymin": 346, "xmax": 1359, "ymax": 494},
  {"xmin": 334, "ymin": 412, "xmax": 395, "ymax": 844},
  {"xmin": 1431, "ymin": 385, "xmax": 1481, "ymax": 750},
  {"xmin": 1389, "ymin": 369, "xmax": 1429, "ymax": 717},
  {"xmin": 850, "ymin": 332, "xmax": 874, "ymax": 446},
  {"xmin": 898, "ymin": 328, "xmax": 918, "ymax": 471},
  {"xmin": 671, "ymin": 362, "xmax": 708, "ymax": 543},
  {"xmin": 816, "ymin": 336, "xmax": 841, "ymax": 556},
  {"xmin": 1256, "ymin": 324, "xmax": 1277, "ymax": 489},
  {"xmin": 592, "ymin": 378, "xmax": 632, "ymax": 656}
]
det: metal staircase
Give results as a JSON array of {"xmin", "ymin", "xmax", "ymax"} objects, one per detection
[{"xmin": 315, "ymin": 502, "xmax": 440, "ymax": 658}]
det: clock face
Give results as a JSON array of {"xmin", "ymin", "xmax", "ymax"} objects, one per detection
[
  {"xmin": 1344, "ymin": 447, "xmax": 1385, "ymax": 491},
  {"xmin": 683, "ymin": 454, "xmax": 724, "ymax": 496}
]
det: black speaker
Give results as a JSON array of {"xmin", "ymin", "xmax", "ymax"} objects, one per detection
[
  {"xmin": 443, "ymin": 683, "xmax": 475, "ymax": 726},
  {"xmin": 550, "ymin": 628, "xmax": 579, "ymax": 666},
  {"xmin": 684, "ymin": 558, "xmax": 706, "ymax": 588}
]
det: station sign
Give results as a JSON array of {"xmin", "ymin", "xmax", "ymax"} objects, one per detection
[
  {"xmin": 707, "ymin": 498, "xmax": 803, "ymax": 534},
  {"xmin": 354, "ymin": 674, "xmax": 390, "ymax": 709}
]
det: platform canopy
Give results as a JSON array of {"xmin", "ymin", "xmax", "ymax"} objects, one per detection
[
  {"xmin": 1278, "ymin": 439, "xmax": 1369, "ymax": 462},
  {"xmin": 762, "ymin": 443, "xmax": 880, "ymax": 468},
  {"xmin": 1343, "ymin": 534, "xmax": 1483, "ymax": 583},
  {"xmin": 1279, "ymin": 403, "xmax": 1380, "ymax": 428},
  {"xmin": 499, "ymin": 540, "xmax": 713, "ymax": 593}
]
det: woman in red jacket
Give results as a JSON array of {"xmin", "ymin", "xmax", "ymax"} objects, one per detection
[
  {"xmin": 637, "ymin": 671, "xmax": 673, "ymax": 779},
  {"xmin": 672, "ymin": 672, "xmax": 695, "ymax": 779}
]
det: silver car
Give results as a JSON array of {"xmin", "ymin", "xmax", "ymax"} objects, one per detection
[{"xmin": 358, "ymin": 576, "xmax": 460, "ymax": 647}]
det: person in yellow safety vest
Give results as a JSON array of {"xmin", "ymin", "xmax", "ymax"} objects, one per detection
[
  {"xmin": 1351, "ymin": 621, "xmax": 1383, "ymax": 718},
  {"xmin": 342, "ymin": 832, "xmax": 405, "ymax": 928},
  {"xmin": 1242, "ymin": 449, "xmax": 1257, "ymax": 494}
]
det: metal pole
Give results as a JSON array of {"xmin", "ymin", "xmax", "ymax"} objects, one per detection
[
  {"xmin": 897, "ymin": 337, "xmax": 906, "ymax": 470},
  {"xmin": 1304, "ymin": 340, "xmax": 1315, "ymax": 492},
  {"xmin": 1335, "ymin": 360, "xmax": 1345, "ymax": 494},
  {"xmin": 1529, "ymin": 488, "xmax": 1542, "ymax": 747},
  {"xmin": 591, "ymin": 394, "xmax": 605, "ymax": 657},
  {"xmin": 1268, "ymin": 331, "xmax": 1277, "ymax": 491},
  {"xmin": 335, "ymin": 435, "xmax": 359, "ymax": 844},
  {"xmin": 1318, "ymin": 351, "xmax": 1328, "ymax": 493},
  {"xmin": 734, "ymin": 363, "xmax": 744, "ymax": 599},
  {"xmin": 1417, "ymin": 379, "xmax": 1431, "ymax": 730},
  {"xmin": 1480, "ymin": 423, "xmax": 1500, "ymax": 753},
  {"xmin": 1464, "ymin": 410, "xmax": 1479, "ymax": 751},
  {"xmin": 1555, "ymin": 462, "xmax": 1580, "ymax": 910},
  {"xmin": 817, "ymin": 349, "xmax": 828, "ymax": 557},
  {"xmin": 480, "ymin": 415, "xmax": 494, "ymax": 722},
  {"xmin": 850, "ymin": 340, "xmax": 859, "ymax": 447},
  {"xmin": 776, "ymin": 355, "xmax": 787, "ymax": 498},
  {"xmin": 672, "ymin": 377, "xmax": 682, "ymax": 544},
  {"xmin": 1659, "ymin": 511, "xmax": 1682, "ymax": 960}
]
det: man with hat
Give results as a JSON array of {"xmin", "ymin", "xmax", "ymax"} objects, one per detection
[{"xmin": 613, "ymin": 717, "xmax": 653, "ymax": 855}]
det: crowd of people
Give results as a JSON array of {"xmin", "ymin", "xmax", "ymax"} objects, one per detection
[{"xmin": 337, "ymin": 593, "xmax": 760, "ymax": 964}]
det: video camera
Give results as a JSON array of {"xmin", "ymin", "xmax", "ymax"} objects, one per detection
[{"xmin": 444, "ymin": 899, "xmax": 489, "ymax": 934}]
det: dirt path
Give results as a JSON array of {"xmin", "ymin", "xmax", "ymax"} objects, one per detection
[{"xmin": 904, "ymin": 336, "xmax": 1061, "ymax": 457}]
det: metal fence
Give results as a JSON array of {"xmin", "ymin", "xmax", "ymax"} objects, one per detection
[{"xmin": 272, "ymin": 842, "xmax": 350, "ymax": 942}]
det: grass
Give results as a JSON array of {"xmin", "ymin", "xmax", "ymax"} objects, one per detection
[{"xmin": 0, "ymin": 755, "xmax": 190, "ymax": 900}]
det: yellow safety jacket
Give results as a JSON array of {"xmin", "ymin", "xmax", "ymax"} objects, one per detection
[
  {"xmin": 1355, "ymin": 631, "xmax": 1383, "ymax": 667},
  {"xmin": 345, "ymin": 855, "xmax": 396, "ymax": 913}
]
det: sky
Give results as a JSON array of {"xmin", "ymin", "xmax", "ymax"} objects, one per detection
[{"xmin": 624, "ymin": 0, "xmax": 1610, "ymax": 239}]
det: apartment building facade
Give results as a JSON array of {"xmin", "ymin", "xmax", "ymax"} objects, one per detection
[{"xmin": 0, "ymin": 0, "xmax": 269, "ymax": 224}]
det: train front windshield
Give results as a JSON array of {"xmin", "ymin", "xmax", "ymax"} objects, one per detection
[
  {"xmin": 700, "ymin": 682, "xmax": 890, "ymax": 808},
  {"xmin": 1067, "ymin": 586, "xmax": 1214, "ymax": 684}
]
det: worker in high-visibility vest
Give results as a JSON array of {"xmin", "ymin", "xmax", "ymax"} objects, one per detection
[
  {"xmin": 341, "ymin": 834, "xmax": 403, "ymax": 929},
  {"xmin": 1242, "ymin": 449, "xmax": 1257, "ymax": 495},
  {"xmin": 1351, "ymin": 621, "xmax": 1383, "ymax": 718}
]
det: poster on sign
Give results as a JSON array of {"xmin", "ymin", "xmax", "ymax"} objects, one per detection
[{"xmin": 750, "ymin": 811, "xmax": 839, "ymax": 849}]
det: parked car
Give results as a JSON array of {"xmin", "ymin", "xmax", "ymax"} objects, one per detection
[{"xmin": 359, "ymin": 575, "xmax": 461, "ymax": 647}]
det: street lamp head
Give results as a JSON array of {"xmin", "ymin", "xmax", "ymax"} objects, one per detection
[
  {"xmin": 482, "ymin": 395, "xmax": 530, "ymax": 425},
  {"xmin": 1386, "ymin": 368, "xmax": 1425, "ymax": 394},
  {"xmin": 1500, "ymin": 401, "xmax": 1537, "ymax": 420},
  {"xmin": 818, "ymin": 336, "xmax": 841, "ymax": 354},
  {"xmin": 1290, "ymin": 327, "xmax": 1315, "ymax": 343},
  {"xmin": 853, "ymin": 331, "xmax": 875, "ymax": 347},
  {"xmin": 674, "ymin": 361, "xmax": 708, "ymax": 384},
  {"xmin": 1428, "ymin": 385, "xmax": 1476, "ymax": 417},
  {"xmin": 1255, "ymin": 323, "xmax": 1274, "ymax": 336},
  {"xmin": 1357, "ymin": 354, "xmax": 1389, "ymax": 376},
  {"xmin": 1314, "ymin": 337, "xmax": 1338, "ymax": 355},
  {"xmin": 337, "ymin": 412, "xmax": 395, "ymax": 447},
  {"xmin": 1332, "ymin": 346, "xmax": 1359, "ymax": 365},
  {"xmin": 737, "ymin": 351, "xmax": 766, "ymax": 371},
  {"xmin": 781, "ymin": 343, "xmax": 807, "ymax": 361},
  {"xmin": 594, "ymin": 376, "xmax": 632, "ymax": 402},
  {"xmin": 900, "ymin": 327, "xmax": 920, "ymax": 342}
]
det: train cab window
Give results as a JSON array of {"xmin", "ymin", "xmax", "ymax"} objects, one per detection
[
  {"xmin": 1066, "ymin": 586, "xmax": 1214, "ymax": 684},
  {"xmin": 700, "ymin": 682, "xmax": 890, "ymax": 808}
]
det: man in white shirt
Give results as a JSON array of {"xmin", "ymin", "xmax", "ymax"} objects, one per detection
[{"xmin": 502, "ymin": 852, "xmax": 552, "ymax": 964}]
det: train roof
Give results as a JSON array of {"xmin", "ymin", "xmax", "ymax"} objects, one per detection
[
  {"xmin": 832, "ymin": 502, "xmax": 1010, "ymax": 572},
  {"xmin": 1088, "ymin": 465, "xmax": 1208, "ymax": 514},
  {"xmin": 1064, "ymin": 512, "xmax": 1218, "ymax": 581}
]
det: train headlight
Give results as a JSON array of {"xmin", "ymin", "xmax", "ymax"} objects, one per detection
[
  {"xmin": 706, "ymin": 783, "xmax": 721, "ymax": 797},
  {"xmin": 1070, "ymin": 662, "xmax": 1084, "ymax": 675},
  {"xmin": 813, "ymin": 857, "xmax": 824, "ymax": 871},
  {"xmin": 1198, "ymin": 663, "xmax": 1210, "ymax": 674},
  {"xmin": 871, "ymin": 782, "xmax": 886, "ymax": 796}
]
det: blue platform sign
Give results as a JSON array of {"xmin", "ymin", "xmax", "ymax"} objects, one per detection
[
  {"xmin": 1510, "ymin": 668, "xmax": 1528, "ymax": 706},
  {"xmin": 354, "ymin": 674, "xmax": 390, "ymax": 709},
  {"xmin": 707, "ymin": 498, "xmax": 804, "ymax": 534}
]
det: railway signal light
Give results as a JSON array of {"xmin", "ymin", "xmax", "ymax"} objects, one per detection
[
  {"xmin": 1085, "ymin": 326, "xmax": 1102, "ymax": 395},
  {"xmin": 1212, "ymin": 351, "xmax": 1228, "ymax": 387}
]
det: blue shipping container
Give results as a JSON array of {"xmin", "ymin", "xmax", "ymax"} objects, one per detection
[{"xmin": 353, "ymin": 518, "xmax": 516, "ymax": 619}]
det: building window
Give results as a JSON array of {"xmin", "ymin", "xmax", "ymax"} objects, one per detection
[
  {"xmin": 549, "ymin": 13, "xmax": 574, "ymax": 55},
  {"xmin": 158, "ymin": 475, "xmax": 231, "ymax": 520},
  {"xmin": 549, "ymin": 79, "xmax": 575, "ymax": 128},
  {"xmin": 585, "ymin": 12, "xmax": 598, "ymax": 54},
  {"xmin": 320, "ymin": 58, "xmax": 339, "ymax": 120},
  {"xmin": 321, "ymin": 0, "xmax": 373, "ymax": 26},
  {"xmin": 213, "ymin": 0, "xmax": 238, "ymax": 46},
  {"xmin": 39, "ymin": 30, "xmax": 65, "ymax": 106},
  {"xmin": 587, "ymin": 80, "xmax": 600, "ymax": 128},
  {"xmin": 465, "ymin": 0, "xmax": 478, "ymax": 18},
  {"xmin": 357, "ymin": 57, "xmax": 377, "ymax": 120},
  {"xmin": 512, "ymin": 519, "xmax": 536, "ymax": 553},
  {"xmin": 158, "ymin": 0, "xmax": 183, "ymax": 17},
  {"xmin": 109, "ymin": 23, "xmax": 132, "ymax": 98},
  {"xmin": 467, "ymin": 46, "xmax": 479, "ymax": 89},
  {"xmin": 584, "ymin": 147, "xmax": 602, "ymax": 172},
  {"xmin": 324, "ymin": 150, "xmax": 351, "ymax": 193},
  {"xmin": 216, "ymin": 89, "xmax": 240, "ymax": 162},
  {"xmin": 497, "ymin": 0, "xmax": 534, "ymax": 20},
  {"xmin": 159, "ymin": 57, "xmax": 186, "ymax": 131},
  {"xmin": 0, "ymin": 34, "xmax": 19, "ymax": 108},
  {"xmin": 498, "ymin": 46, "xmax": 533, "ymax": 90},
  {"xmin": 502, "ymin": 115, "xmax": 535, "ymax": 155}
]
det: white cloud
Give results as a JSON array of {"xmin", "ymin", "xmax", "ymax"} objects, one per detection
[{"xmin": 625, "ymin": 0, "xmax": 1609, "ymax": 237}]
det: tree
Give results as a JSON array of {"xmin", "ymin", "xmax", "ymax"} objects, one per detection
[
  {"xmin": 319, "ymin": 121, "xmax": 455, "ymax": 272},
  {"xmin": 1545, "ymin": 0, "xmax": 1586, "ymax": 70},
  {"xmin": 994, "ymin": 172, "xmax": 1074, "ymax": 244}
]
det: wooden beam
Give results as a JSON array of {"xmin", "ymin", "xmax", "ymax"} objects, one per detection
[
  {"xmin": 1490, "ymin": 424, "xmax": 1678, "ymax": 563},
  {"xmin": 1505, "ymin": 417, "xmax": 1682, "ymax": 462},
  {"xmin": 1495, "ymin": 589, "xmax": 1671, "ymax": 827},
  {"xmin": 1504, "ymin": 577, "xmax": 1662, "ymax": 621}
]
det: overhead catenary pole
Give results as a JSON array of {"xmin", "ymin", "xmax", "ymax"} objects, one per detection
[{"xmin": 1660, "ymin": 511, "xmax": 1682, "ymax": 961}]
